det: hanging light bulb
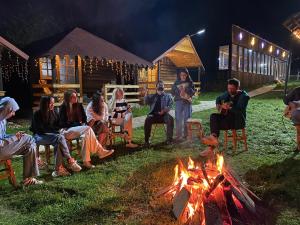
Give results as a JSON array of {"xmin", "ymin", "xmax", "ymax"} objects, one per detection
[
  {"xmin": 269, "ymin": 45, "xmax": 273, "ymax": 53},
  {"xmin": 238, "ymin": 32, "xmax": 243, "ymax": 40},
  {"xmin": 250, "ymin": 37, "xmax": 255, "ymax": 46}
]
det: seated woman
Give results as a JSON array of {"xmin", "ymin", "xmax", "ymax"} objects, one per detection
[
  {"xmin": 30, "ymin": 96, "xmax": 82, "ymax": 177},
  {"xmin": 0, "ymin": 97, "xmax": 42, "ymax": 186},
  {"xmin": 108, "ymin": 88, "xmax": 138, "ymax": 148},
  {"xmin": 59, "ymin": 90, "xmax": 114, "ymax": 169},
  {"xmin": 86, "ymin": 91, "xmax": 110, "ymax": 146}
]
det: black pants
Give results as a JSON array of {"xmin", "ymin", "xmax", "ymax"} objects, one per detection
[
  {"xmin": 144, "ymin": 113, "xmax": 174, "ymax": 142},
  {"xmin": 210, "ymin": 113, "xmax": 236, "ymax": 137}
]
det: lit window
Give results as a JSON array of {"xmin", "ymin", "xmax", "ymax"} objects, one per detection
[
  {"xmin": 218, "ymin": 45, "xmax": 229, "ymax": 70},
  {"xmin": 59, "ymin": 55, "xmax": 75, "ymax": 84},
  {"xmin": 249, "ymin": 49, "xmax": 253, "ymax": 73},
  {"xmin": 231, "ymin": 44, "xmax": 238, "ymax": 71},
  {"xmin": 261, "ymin": 42, "xmax": 265, "ymax": 49},
  {"xmin": 238, "ymin": 46, "xmax": 243, "ymax": 72},
  {"xmin": 253, "ymin": 51, "xmax": 257, "ymax": 74},
  {"xmin": 39, "ymin": 57, "xmax": 52, "ymax": 80},
  {"xmin": 243, "ymin": 48, "xmax": 248, "ymax": 72}
]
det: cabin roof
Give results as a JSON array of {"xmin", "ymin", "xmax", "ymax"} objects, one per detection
[
  {"xmin": 0, "ymin": 36, "xmax": 29, "ymax": 60},
  {"xmin": 153, "ymin": 35, "xmax": 204, "ymax": 68},
  {"xmin": 41, "ymin": 27, "xmax": 152, "ymax": 67}
]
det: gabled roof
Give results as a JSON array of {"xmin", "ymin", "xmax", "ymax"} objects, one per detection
[
  {"xmin": 283, "ymin": 12, "xmax": 300, "ymax": 39},
  {"xmin": 153, "ymin": 35, "xmax": 204, "ymax": 68},
  {"xmin": 0, "ymin": 36, "xmax": 29, "ymax": 60},
  {"xmin": 42, "ymin": 27, "xmax": 152, "ymax": 67}
]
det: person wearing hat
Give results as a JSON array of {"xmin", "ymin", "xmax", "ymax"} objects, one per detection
[
  {"xmin": 0, "ymin": 97, "xmax": 42, "ymax": 186},
  {"xmin": 144, "ymin": 81, "xmax": 174, "ymax": 146}
]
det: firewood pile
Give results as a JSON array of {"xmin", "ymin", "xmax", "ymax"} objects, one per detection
[{"xmin": 156, "ymin": 152, "xmax": 266, "ymax": 225}]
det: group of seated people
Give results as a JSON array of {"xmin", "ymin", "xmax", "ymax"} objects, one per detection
[{"xmin": 0, "ymin": 67, "xmax": 252, "ymax": 186}]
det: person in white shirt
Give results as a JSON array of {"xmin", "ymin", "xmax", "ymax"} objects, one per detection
[{"xmin": 108, "ymin": 88, "xmax": 138, "ymax": 148}]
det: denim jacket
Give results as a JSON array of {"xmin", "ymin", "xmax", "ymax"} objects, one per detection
[{"xmin": 144, "ymin": 92, "xmax": 173, "ymax": 114}]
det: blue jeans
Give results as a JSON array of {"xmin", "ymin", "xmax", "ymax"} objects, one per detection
[
  {"xmin": 175, "ymin": 100, "xmax": 192, "ymax": 138},
  {"xmin": 34, "ymin": 133, "xmax": 71, "ymax": 168}
]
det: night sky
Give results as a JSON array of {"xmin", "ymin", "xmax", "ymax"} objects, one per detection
[{"xmin": 0, "ymin": 0, "xmax": 300, "ymax": 64}]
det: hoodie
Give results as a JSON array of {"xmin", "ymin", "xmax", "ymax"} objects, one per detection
[{"xmin": 0, "ymin": 97, "xmax": 20, "ymax": 147}]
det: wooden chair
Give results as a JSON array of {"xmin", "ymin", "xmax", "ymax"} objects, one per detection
[
  {"xmin": 223, "ymin": 128, "xmax": 248, "ymax": 152},
  {"xmin": 37, "ymin": 144, "xmax": 52, "ymax": 164},
  {"xmin": 151, "ymin": 122, "xmax": 167, "ymax": 142},
  {"xmin": 0, "ymin": 159, "xmax": 17, "ymax": 188},
  {"xmin": 67, "ymin": 139, "xmax": 81, "ymax": 158},
  {"xmin": 186, "ymin": 118, "xmax": 204, "ymax": 141},
  {"xmin": 108, "ymin": 122, "xmax": 128, "ymax": 147}
]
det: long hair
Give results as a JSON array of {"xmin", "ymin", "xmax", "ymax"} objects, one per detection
[
  {"xmin": 108, "ymin": 87, "xmax": 124, "ymax": 112},
  {"xmin": 39, "ymin": 96, "xmax": 52, "ymax": 123},
  {"xmin": 63, "ymin": 89, "xmax": 82, "ymax": 122},
  {"xmin": 177, "ymin": 68, "xmax": 193, "ymax": 82},
  {"xmin": 92, "ymin": 91, "xmax": 103, "ymax": 115}
]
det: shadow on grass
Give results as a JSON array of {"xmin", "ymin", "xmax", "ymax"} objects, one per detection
[{"xmin": 244, "ymin": 155, "xmax": 300, "ymax": 223}]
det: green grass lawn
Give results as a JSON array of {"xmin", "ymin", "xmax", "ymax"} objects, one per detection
[{"xmin": 0, "ymin": 88, "xmax": 300, "ymax": 225}]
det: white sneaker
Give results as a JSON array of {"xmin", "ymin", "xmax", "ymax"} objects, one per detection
[
  {"xmin": 83, "ymin": 161, "xmax": 95, "ymax": 169},
  {"xmin": 23, "ymin": 178, "xmax": 44, "ymax": 186},
  {"xmin": 52, "ymin": 166, "xmax": 71, "ymax": 177},
  {"xmin": 98, "ymin": 149, "xmax": 114, "ymax": 159}
]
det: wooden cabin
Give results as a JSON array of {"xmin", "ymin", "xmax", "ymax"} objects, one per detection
[
  {"xmin": 30, "ymin": 27, "xmax": 152, "ymax": 109},
  {"xmin": 202, "ymin": 24, "xmax": 290, "ymax": 90},
  {"xmin": 139, "ymin": 35, "xmax": 203, "ymax": 92},
  {"xmin": 0, "ymin": 36, "xmax": 29, "ymax": 108}
]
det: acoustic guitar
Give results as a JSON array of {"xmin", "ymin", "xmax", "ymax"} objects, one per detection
[
  {"xmin": 283, "ymin": 101, "xmax": 300, "ymax": 119},
  {"xmin": 177, "ymin": 83, "xmax": 192, "ymax": 103}
]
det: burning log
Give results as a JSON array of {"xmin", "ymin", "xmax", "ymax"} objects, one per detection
[
  {"xmin": 204, "ymin": 200, "xmax": 223, "ymax": 225},
  {"xmin": 205, "ymin": 174, "xmax": 225, "ymax": 198},
  {"xmin": 172, "ymin": 187, "xmax": 191, "ymax": 223},
  {"xmin": 200, "ymin": 162, "xmax": 211, "ymax": 186}
]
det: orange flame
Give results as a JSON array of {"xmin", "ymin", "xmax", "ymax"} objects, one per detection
[{"xmin": 216, "ymin": 154, "xmax": 224, "ymax": 173}]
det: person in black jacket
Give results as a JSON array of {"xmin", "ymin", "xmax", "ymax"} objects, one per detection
[
  {"xmin": 31, "ymin": 96, "xmax": 82, "ymax": 177},
  {"xmin": 59, "ymin": 90, "xmax": 114, "ymax": 169},
  {"xmin": 201, "ymin": 78, "xmax": 250, "ymax": 152}
]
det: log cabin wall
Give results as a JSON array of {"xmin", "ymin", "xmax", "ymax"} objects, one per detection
[
  {"xmin": 159, "ymin": 57, "xmax": 178, "ymax": 82},
  {"xmin": 82, "ymin": 62, "xmax": 117, "ymax": 98}
]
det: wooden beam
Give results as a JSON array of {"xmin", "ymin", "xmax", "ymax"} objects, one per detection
[{"xmin": 76, "ymin": 55, "xmax": 83, "ymax": 100}]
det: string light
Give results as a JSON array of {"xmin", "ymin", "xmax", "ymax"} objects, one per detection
[{"xmin": 0, "ymin": 50, "xmax": 28, "ymax": 82}]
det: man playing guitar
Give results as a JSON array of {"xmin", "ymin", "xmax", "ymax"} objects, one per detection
[
  {"xmin": 283, "ymin": 87, "xmax": 300, "ymax": 152},
  {"xmin": 201, "ymin": 78, "xmax": 250, "ymax": 155}
]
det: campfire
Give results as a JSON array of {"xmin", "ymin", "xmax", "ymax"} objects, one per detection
[{"xmin": 157, "ymin": 154, "xmax": 264, "ymax": 225}]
